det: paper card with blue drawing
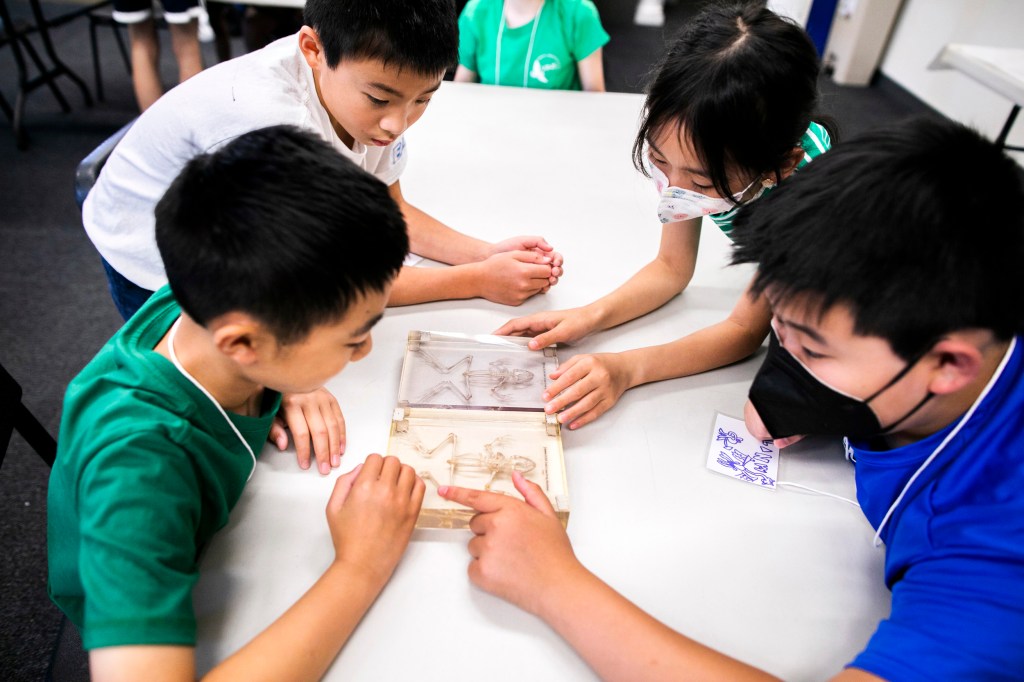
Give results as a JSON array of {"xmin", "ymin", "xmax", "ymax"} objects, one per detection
[
  {"xmin": 397, "ymin": 330, "xmax": 558, "ymax": 411},
  {"xmin": 706, "ymin": 412, "xmax": 779, "ymax": 490},
  {"xmin": 391, "ymin": 331, "xmax": 568, "ymax": 530}
]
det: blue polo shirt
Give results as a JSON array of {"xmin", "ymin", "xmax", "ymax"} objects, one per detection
[{"xmin": 846, "ymin": 336, "xmax": 1024, "ymax": 680}]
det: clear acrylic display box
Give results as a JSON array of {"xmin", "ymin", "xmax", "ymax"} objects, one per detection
[{"xmin": 389, "ymin": 331, "xmax": 569, "ymax": 529}]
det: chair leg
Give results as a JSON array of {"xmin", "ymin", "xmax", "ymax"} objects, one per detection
[
  {"xmin": 0, "ymin": 421, "xmax": 12, "ymax": 469},
  {"xmin": 13, "ymin": 402, "xmax": 57, "ymax": 467},
  {"xmin": 0, "ymin": 89, "xmax": 13, "ymax": 123},
  {"xmin": 90, "ymin": 17, "xmax": 103, "ymax": 101},
  {"xmin": 26, "ymin": 0, "xmax": 94, "ymax": 107},
  {"xmin": 112, "ymin": 23, "xmax": 131, "ymax": 74}
]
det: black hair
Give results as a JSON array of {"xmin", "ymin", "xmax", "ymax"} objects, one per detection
[
  {"xmin": 633, "ymin": 1, "xmax": 836, "ymax": 202},
  {"xmin": 731, "ymin": 116, "xmax": 1024, "ymax": 360},
  {"xmin": 155, "ymin": 125, "xmax": 409, "ymax": 344},
  {"xmin": 303, "ymin": 0, "xmax": 458, "ymax": 75}
]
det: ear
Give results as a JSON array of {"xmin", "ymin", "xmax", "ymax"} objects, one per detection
[
  {"xmin": 778, "ymin": 146, "xmax": 805, "ymax": 182},
  {"xmin": 924, "ymin": 337, "xmax": 986, "ymax": 396},
  {"xmin": 209, "ymin": 313, "xmax": 274, "ymax": 367},
  {"xmin": 297, "ymin": 26, "xmax": 324, "ymax": 71}
]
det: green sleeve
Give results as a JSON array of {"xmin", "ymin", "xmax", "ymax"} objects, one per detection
[
  {"xmin": 570, "ymin": 0, "xmax": 610, "ymax": 61},
  {"xmin": 77, "ymin": 436, "xmax": 202, "ymax": 649}
]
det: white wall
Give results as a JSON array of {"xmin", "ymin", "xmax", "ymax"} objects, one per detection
[
  {"xmin": 768, "ymin": 0, "xmax": 813, "ymax": 26},
  {"xmin": 879, "ymin": 0, "xmax": 1024, "ymax": 155}
]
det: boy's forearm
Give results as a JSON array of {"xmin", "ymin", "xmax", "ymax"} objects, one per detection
[
  {"xmin": 387, "ymin": 263, "xmax": 480, "ymax": 306},
  {"xmin": 402, "ymin": 200, "xmax": 490, "ymax": 265},
  {"xmin": 203, "ymin": 560, "xmax": 385, "ymax": 682},
  {"xmin": 539, "ymin": 567, "xmax": 779, "ymax": 682}
]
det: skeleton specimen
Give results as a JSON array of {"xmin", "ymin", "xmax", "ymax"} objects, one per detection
[
  {"xmin": 413, "ymin": 349, "xmax": 534, "ymax": 403},
  {"xmin": 405, "ymin": 432, "xmax": 537, "ymax": 491}
]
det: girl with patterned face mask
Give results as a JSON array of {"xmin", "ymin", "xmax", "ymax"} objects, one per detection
[{"xmin": 495, "ymin": 1, "xmax": 836, "ymax": 430}]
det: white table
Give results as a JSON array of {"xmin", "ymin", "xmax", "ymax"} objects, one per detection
[
  {"xmin": 192, "ymin": 82, "xmax": 891, "ymax": 681},
  {"xmin": 931, "ymin": 43, "xmax": 1024, "ymax": 151}
]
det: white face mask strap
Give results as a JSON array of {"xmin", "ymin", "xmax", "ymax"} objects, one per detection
[{"xmin": 870, "ymin": 335, "xmax": 1017, "ymax": 547}]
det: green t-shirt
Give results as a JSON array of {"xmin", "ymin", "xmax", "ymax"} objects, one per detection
[
  {"xmin": 709, "ymin": 121, "xmax": 833, "ymax": 237},
  {"xmin": 47, "ymin": 285, "xmax": 281, "ymax": 650},
  {"xmin": 458, "ymin": 0, "xmax": 610, "ymax": 90}
]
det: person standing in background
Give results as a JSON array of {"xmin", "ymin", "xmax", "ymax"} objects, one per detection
[
  {"xmin": 455, "ymin": 0, "xmax": 609, "ymax": 91},
  {"xmin": 111, "ymin": 0, "xmax": 204, "ymax": 110}
]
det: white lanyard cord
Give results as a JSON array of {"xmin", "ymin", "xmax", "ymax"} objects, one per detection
[
  {"xmin": 168, "ymin": 317, "xmax": 257, "ymax": 482},
  {"xmin": 870, "ymin": 335, "xmax": 1017, "ymax": 547},
  {"xmin": 495, "ymin": 1, "xmax": 545, "ymax": 87}
]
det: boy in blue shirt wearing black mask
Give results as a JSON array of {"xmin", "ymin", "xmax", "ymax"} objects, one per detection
[{"xmin": 438, "ymin": 117, "xmax": 1024, "ymax": 680}]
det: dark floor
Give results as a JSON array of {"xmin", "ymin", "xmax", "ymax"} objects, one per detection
[{"xmin": 0, "ymin": 1, "xmax": 935, "ymax": 680}]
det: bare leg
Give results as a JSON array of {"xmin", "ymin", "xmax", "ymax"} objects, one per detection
[
  {"xmin": 127, "ymin": 19, "xmax": 162, "ymax": 111},
  {"xmin": 168, "ymin": 20, "xmax": 203, "ymax": 85}
]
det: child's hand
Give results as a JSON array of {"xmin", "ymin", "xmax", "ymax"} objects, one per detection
[
  {"xmin": 541, "ymin": 352, "xmax": 634, "ymax": 430},
  {"xmin": 271, "ymin": 388, "xmax": 346, "ymax": 474},
  {"xmin": 472, "ymin": 251, "xmax": 557, "ymax": 305},
  {"xmin": 326, "ymin": 454, "xmax": 424, "ymax": 586},
  {"xmin": 494, "ymin": 307, "xmax": 598, "ymax": 349},
  {"xmin": 487, "ymin": 236, "xmax": 564, "ymax": 286},
  {"xmin": 439, "ymin": 471, "xmax": 581, "ymax": 617}
]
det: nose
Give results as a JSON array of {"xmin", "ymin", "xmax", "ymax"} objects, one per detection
[{"xmin": 380, "ymin": 109, "xmax": 409, "ymax": 137}]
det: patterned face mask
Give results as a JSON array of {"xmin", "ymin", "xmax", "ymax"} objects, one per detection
[{"xmin": 649, "ymin": 159, "xmax": 771, "ymax": 224}]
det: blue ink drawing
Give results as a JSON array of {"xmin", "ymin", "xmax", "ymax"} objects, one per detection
[
  {"xmin": 716, "ymin": 428, "xmax": 743, "ymax": 448},
  {"xmin": 716, "ymin": 447, "xmax": 776, "ymax": 487}
]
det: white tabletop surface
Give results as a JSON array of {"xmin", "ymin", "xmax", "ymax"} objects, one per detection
[
  {"xmin": 931, "ymin": 43, "xmax": 1024, "ymax": 107},
  {"xmin": 192, "ymin": 82, "xmax": 891, "ymax": 681}
]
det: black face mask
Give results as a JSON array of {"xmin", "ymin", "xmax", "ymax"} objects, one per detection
[{"xmin": 748, "ymin": 330, "xmax": 934, "ymax": 440}]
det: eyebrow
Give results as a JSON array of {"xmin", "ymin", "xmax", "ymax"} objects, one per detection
[
  {"xmin": 645, "ymin": 140, "xmax": 710, "ymax": 178},
  {"xmin": 368, "ymin": 81, "xmax": 442, "ymax": 98},
  {"xmin": 353, "ymin": 313, "xmax": 384, "ymax": 337},
  {"xmin": 778, "ymin": 315, "xmax": 828, "ymax": 346}
]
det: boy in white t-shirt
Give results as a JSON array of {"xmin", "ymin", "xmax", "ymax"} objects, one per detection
[{"xmin": 85, "ymin": 0, "xmax": 563, "ymax": 322}]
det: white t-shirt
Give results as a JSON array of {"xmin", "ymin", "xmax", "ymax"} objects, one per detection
[{"xmin": 84, "ymin": 35, "xmax": 409, "ymax": 290}]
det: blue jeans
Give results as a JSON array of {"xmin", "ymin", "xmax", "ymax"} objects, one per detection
[{"xmin": 101, "ymin": 258, "xmax": 155, "ymax": 321}]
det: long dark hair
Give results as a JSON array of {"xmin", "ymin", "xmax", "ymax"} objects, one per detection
[{"xmin": 633, "ymin": 1, "xmax": 837, "ymax": 202}]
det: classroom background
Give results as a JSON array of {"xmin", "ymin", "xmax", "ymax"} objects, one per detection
[{"xmin": 1, "ymin": 0, "xmax": 1020, "ymax": 680}]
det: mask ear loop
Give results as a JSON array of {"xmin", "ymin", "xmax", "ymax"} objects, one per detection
[
  {"xmin": 869, "ymin": 336, "xmax": 1017, "ymax": 547},
  {"xmin": 777, "ymin": 480, "xmax": 860, "ymax": 508}
]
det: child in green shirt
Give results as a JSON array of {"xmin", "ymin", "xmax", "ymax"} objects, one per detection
[
  {"xmin": 49, "ymin": 126, "xmax": 423, "ymax": 681},
  {"xmin": 455, "ymin": 0, "xmax": 610, "ymax": 91}
]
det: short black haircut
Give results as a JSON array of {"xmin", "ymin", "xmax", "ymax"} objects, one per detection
[
  {"xmin": 155, "ymin": 125, "xmax": 409, "ymax": 344},
  {"xmin": 303, "ymin": 0, "xmax": 458, "ymax": 75},
  {"xmin": 731, "ymin": 117, "xmax": 1024, "ymax": 359},
  {"xmin": 633, "ymin": 1, "xmax": 835, "ymax": 202}
]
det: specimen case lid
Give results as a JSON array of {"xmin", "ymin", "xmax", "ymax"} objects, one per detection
[{"xmin": 397, "ymin": 330, "xmax": 558, "ymax": 411}]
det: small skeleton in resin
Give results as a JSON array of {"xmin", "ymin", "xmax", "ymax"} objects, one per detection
[
  {"xmin": 414, "ymin": 349, "xmax": 534, "ymax": 403},
  {"xmin": 409, "ymin": 432, "xmax": 536, "ymax": 491}
]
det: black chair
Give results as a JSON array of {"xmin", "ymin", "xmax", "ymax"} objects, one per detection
[
  {"xmin": 86, "ymin": 2, "xmax": 132, "ymax": 102},
  {"xmin": 0, "ymin": 0, "xmax": 99, "ymax": 148},
  {"xmin": 75, "ymin": 119, "xmax": 135, "ymax": 209},
  {"xmin": 0, "ymin": 360, "xmax": 56, "ymax": 469}
]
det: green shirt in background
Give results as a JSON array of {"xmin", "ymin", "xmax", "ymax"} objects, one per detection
[
  {"xmin": 47, "ymin": 285, "xmax": 281, "ymax": 650},
  {"xmin": 459, "ymin": 0, "xmax": 610, "ymax": 90}
]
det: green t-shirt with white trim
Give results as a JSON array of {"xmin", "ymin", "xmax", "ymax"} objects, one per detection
[
  {"xmin": 458, "ymin": 0, "xmax": 610, "ymax": 90},
  {"xmin": 47, "ymin": 285, "xmax": 280, "ymax": 650}
]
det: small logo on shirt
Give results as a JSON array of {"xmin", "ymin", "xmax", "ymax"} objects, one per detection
[
  {"xmin": 529, "ymin": 54, "xmax": 562, "ymax": 84},
  {"xmin": 391, "ymin": 137, "xmax": 406, "ymax": 165}
]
